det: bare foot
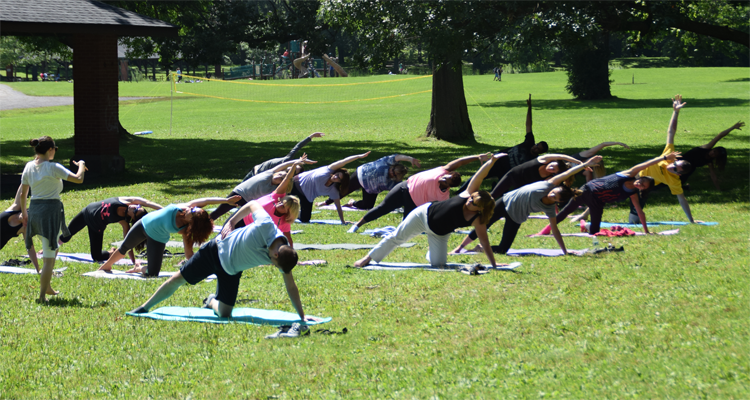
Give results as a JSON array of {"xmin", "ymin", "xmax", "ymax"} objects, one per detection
[
  {"xmin": 315, "ymin": 201, "xmax": 327, "ymax": 207},
  {"xmin": 126, "ymin": 265, "xmax": 146, "ymax": 274},
  {"xmin": 469, "ymin": 245, "xmax": 484, "ymax": 253},
  {"xmin": 36, "ymin": 297, "xmax": 49, "ymax": 304},
  {"xmin": 98, "ymin": 265, "xmax": 112, "ymax": 272},
  {"xmin": 448, "ymin": 246, "xmax": 464, "ymax": 255},
  {"xmin": 353, "ymin": 256, "xmax": 371, "ymax": 268},
  {"xmin": 46, "ymin": 288, "xmax": 60, "ymax": 296}
]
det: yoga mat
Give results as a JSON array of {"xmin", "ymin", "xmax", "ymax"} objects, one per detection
[
  {"xmin": 527, "ymin": 229, "xmax": 680, "ymax": 238},
  {"xmin": 25, "ymin": 252, "xmax": 135, "ymax": 265},
  {"xmin": 600, "ymin": 221, "xmax": 717, "ymax": 228},
  {"xmin": 81, "ymin": 269, "xmax": 215, "ymax": 281},
  {"xmin": 317, "ymin": 204, "xmax": 401, "ymax": 213},
  {"xmin": 450, "ymin": 248, "xmax": 586, "ymax": 257},
  {"xmin": 212, "ymin": 224, "xmax": 303, "ymax": 234},
  {"xmin": 295, "ymin": 243, "xmax": 416, "ymax": 250},
  {"xmin": 363, "ymin": 226, "xmax": 473, "ymax": 237},
  {"xmin": 0, "ymin": 266, "xmax": 66, "ymax": 275},
  {"xmin": 127, "ymin": 306, "xmax": 331, "ymax": 326},
  {"xmin": 295, "ymin": 219, "xmax": 347, "ymax": 225},
  {"xmin": 362, "ymin": 261, "xmax": 521, "ymax": 272},
  {"xmin": 298, "ymin": 260, "xmax": 327, "ymax": 266},
  {"xmin": 112, "ymin": 240, "xmax": 184, "ymax": 248}
]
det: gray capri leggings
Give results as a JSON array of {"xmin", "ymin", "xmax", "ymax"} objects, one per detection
[{"xmin": 117, "ymin": 220, "xmax": 167, "ymax": 276}]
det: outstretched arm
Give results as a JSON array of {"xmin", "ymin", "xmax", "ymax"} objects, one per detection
[
  {"xmin": 221, "ymin": 201, "xmax": 264, "ymax": 238},
  {"xmin": 629, "ymin": 194, "xmax": 650, "ymax": 234},
  {"xmin": 577, "ymin": 142, "xmax": 630, "ymax": 159},
  {"xmin": 394, "ymin": 154, "xmax": 421, "ymax": 167},
  {"xmin": 548, "ymin": 156, "xmax": 602, "ymax": 186},
  {"xmin": 708, "ymin": 164, "xmax": 721, "ymax": 191},
  {"xmin": 526, "ymin": 94, "xmax": 532, "ymax": 133},
  {"xmin": 66, "ymin": 160, "xmax": 86, "ymax": 184},
  {"xmin": 676, "ymin": 193, "xmax": 695, "ymax": 223},
  {"xmin": 701, "ymin": 121, "xmax": 744, "ymax": 149},
  {"xmin": 548, "ymin": 217, "xmax": 567, "ymax": 254},
  {"xmin": 120, "ymin": 197, "xmax": 163, "ymax": 210},
  {"xmin": 443, "ymin": 153, "xmax": 491, "ymax": 172},
  {"xmin": 622, "ymin": 151, "xmax": 680, "ymax": 178},
  {"xmin": 274, "ymin": 160, "xmax": 303, "ymax": 195},
  {"xmin": 284, "ymin": 132, "xmax": 324, "ymax": 160},
  {"xmin": 328, "ymin": 151, "xmax": 371, "ymax": 171},
  {"xmin": 537, "ymin": 153, "xmax": 582, "ymax": 165},
  {"xmin": 184, "ymin": 196, "xmax": 240, "ymax": 209},
  {"xmin": 272, "ymin": 155, "xmax": 317, "ymax": 173},
  {"xmin": 461, "ymin": 153, "xmax": 502, "ymax": 196},
  {"xmin": 473, "ymin": 222, "xmax": 497, "ymax": 268},
  {"xmin": 667, "ymin": 95, "xmax": 686, "ymax": 145}
]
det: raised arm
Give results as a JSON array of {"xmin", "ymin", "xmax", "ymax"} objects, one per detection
[
  {"xmin": 577, "ymin": 142, "xmax": 630, "ymax": 159},
  {"xmin": 120, "ymin": 197, "xmax": 164, "ymax": 210},
  {"xmin": 667, "ymin": 95, "xmax": 686, "ymax": 145},
  {"xmin": 283, "ymin": 132, "xmax": 323, "ymax": 160},
  {"xmin": 328, "ymin": 151, "xmax": 371, "ymax": 171},
  {"xmin": 547, "ymin": 156, "xmax": 602, "ymax": 186},
  {"xmin": 394, "ymin": 154, "xmax": 421, "ymax": 167},
  {"xmin": 621, "ymin": 151, "xmax": 680, "ymax": 178},
  {"xmin": 526, "ymin": 94, "xmax": 532, "ymax": 133},
  {"xmin": 537, "ymin": 154, "xmax": 583, "ymax": 165},
  {"xmin": 274, "ymin": 160, "xmax": 303, "ymax": 195},
  {"xmin": 701, "ymin": 121, "xmax": 744, "ymax": 149},
  {"xmin": 272, "ymin": 155, "xmax": 317, "ymax": 173},
  {"xmin": 184, "ymin": 196, "xmax": 241, "ymax": 209},
  {"xmin": 461, "ymin": 153, "xmax": 502, "ymax": 196},
  {"xmin": 221, "ymin": 201, "xmax": 264, "ymax": 238},
  {"xmin": 66, "ymin": 160, "xmax": 86, "ymax": 184},
  {"xmin": 443, "ymin": 153, "xmax": 491, "ymax": 172}
]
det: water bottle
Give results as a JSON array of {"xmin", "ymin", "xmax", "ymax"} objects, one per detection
[{"xmin": 592, "ymin": 235, "xmax": 599, "ymax": 249}]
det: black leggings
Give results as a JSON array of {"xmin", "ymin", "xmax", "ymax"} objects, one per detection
[
  {"xmin": 116, "ymin": 220, "xmax": 166, "ymax": 276},
  {"xmin": 360, "ymin": 181, "xmax": 417, "ymax": 224},
  {"xmin": 290, "ymin": 185, "xmax": 314, "ymax": 223},
  {"xmin": 209, "ymin": 191, "xmax": 247, "ymax": 221},
  {"xmin": 59, "ymin": 211, "xmax": 110, "ymax": 261},
  {"xmin": 468, "ymin": 199, "xmax": 521, "ymax": 254},
  {"xmin": 556, "ymin": 189, "xmax": 604, "ymax": 234}
]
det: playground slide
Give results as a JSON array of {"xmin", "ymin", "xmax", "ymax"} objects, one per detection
[{"xmin": 322, "ymin": 54, "xmax": 348, "ymax": 77}]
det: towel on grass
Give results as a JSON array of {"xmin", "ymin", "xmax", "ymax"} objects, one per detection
[
  {"xmin": 298, "ymin": 259, "xmax": 327, "ymax": 266},
  {"xmin": 295, "ymin": 243, "xmax": 415, "ymax": 251},
  {"xmin": 528, "ymin": 228, "xmax": 680, "ymax": 238},
  {"xmin": 362, "ymin": 261, "xmax": 521, "ymax": 272},
  {"xmin": 126, "ymin": 306, "xmax": 331, "ymax": 326},
  {"xmin": 0, "ymin": 266, "xmax": 67, "ymax": 275}
]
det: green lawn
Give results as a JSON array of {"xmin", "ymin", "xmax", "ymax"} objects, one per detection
[{"xmin": 0, "ymin": 67, "xmax": 748, "ymax": 399}]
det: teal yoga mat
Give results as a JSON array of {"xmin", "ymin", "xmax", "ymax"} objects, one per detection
[
  {"xmin": 600, "ymin": 221, "xmax": 717, "ymax": 228},
  {"xmin": 126, "ymin": 306, "xmax": 331, "ymax": 326}
]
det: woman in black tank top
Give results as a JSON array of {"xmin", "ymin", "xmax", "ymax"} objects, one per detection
[
  {"xmin": 59, "ymin": 197, "xmax": 163, "ymax": 263},
  {"xmin": 353, "ymin": 153, "xmax": 502, "ymax": 269},
  {"xmin": 490, "ymin": 154, "xmax": 582, "ymax": 199}
]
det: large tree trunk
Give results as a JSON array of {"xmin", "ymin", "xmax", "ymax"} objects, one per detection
[
  {"xmin": 425, "ymin": 61, "xmax": 474, "ymax": 142},
  {"xmin": 564, "ymin": 32, "xmax": 612, "ymax": 100}
]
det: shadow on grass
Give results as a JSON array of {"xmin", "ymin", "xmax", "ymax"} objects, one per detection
[
  {"xmin": 472, "ymin": 98, "xmax": 750, "ymax": 110},
  {"xmin": 723, "ymin": 77, "xmax": 749, "ymax": 83},
  {"xmin": 46, "ymin": 297, "xmax": 110, "ymax": 308},
  {"xmin": 1, "ymin": 136, "xmax": 747, "ymax": 207}
]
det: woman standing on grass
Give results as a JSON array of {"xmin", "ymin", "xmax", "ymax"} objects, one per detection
[
  {"xmin": 59, "ymin": 196, "xmax": 163, "ymax": 263},
  {"xmin": 233, "ymin": 159, "xmax": 304, "ymax": 247},
  {"xmin": 451, "ymin": 156, "xmax": 602, "ymax": 256},
  {"xmin": 353, "ymin": 153, "xmax": 500, "ymax": 269},
  {"xmin": 19, "ymin": 136, "xmax": 86, "ymax": 302},
  {"xmin": 678, "ymin": 121, "xmax": 744, "ymax": 191},
  {"xmin": 291, "ymin": 151, "xmax": 371, "ymax": 224},
  {"xmin": 98, "ymin": 196, "xmax": 240, "ymax": 276}
]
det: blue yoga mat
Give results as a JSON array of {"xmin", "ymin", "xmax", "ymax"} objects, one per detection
[
  {"xmin": 126, "ymin": 306, "xmax": 331, "ymax": 326},
  {"xmin": 600, "ymin": 221, "xmax": 717, "ymax": 228}
]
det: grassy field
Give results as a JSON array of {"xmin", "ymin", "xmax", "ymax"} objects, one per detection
[{"xmin": 0, "ymin": 67, "xmax": 748, "ymax": 399}]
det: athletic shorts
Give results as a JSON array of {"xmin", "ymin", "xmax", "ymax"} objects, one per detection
[{"xmin": 180, "ymin": 239, "xmax": 243, "ymax": 307}]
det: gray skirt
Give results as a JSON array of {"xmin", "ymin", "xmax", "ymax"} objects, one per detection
[{"xmin": 25, "ymin": 199, "xmax": 70, "ymax": 251}]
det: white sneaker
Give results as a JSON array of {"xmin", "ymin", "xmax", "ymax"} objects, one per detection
[
  {"xmin": 279, "ymin": 322, "xmax": 310, "ymax": 338},
  {"xmin": 265, "ymin": 325, "xmax": 291, "ymax": 339}
]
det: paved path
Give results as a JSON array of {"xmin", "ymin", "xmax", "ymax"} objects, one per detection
[{"xmin": 0, "ymin": 83, "xmax": 154, "ymax": 110}]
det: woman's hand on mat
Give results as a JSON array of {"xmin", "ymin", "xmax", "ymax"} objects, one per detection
[
  {"xmin": 304, "ymin": 315, "xmax": 322, "ymax": 322},
  {"xmin": 227, "ymin": 195, "xmax": 242, "ymax": 205},
  {"xmin": 692, "ymin": 219, "xmax": 705, "ymax": 224},
  {"xmin": 309, "ymin": 132, "xmax": 325, "ymax": 139}
]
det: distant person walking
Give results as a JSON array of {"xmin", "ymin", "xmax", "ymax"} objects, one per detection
[
  {"xmin": 498, "ymin": 65, "xmax": 503, "ymax": 81},
  {"xmin": 493, "ymin": 66, "xmax": 500, "ymax": 81}
]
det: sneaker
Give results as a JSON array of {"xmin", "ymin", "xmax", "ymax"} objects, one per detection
[
  {"xmin": 279, "ymin": 322, "xmax": 310, "ymax": 338},
  {"xmin": 347, "ymin": 225, "xmax": 360, "ymax": 233},
  {"xmin": 202, "ymin": 294, "xmax": 216, "ymax": 309},
  {"xmin": 265, "ymin": 325, "xmax": 292, "ymax": 339}
]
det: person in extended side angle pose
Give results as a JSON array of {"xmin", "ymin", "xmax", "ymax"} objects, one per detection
[
  {"xmin": 291, "ymin": 151, "xmax": 371, "ymax": 224},
  {"xmin": 318, "ymin": 153, "xmax": 421, "ymax": 210},
  {"xmin": 459, "ymin": 94, "xmax": 548, "ymax": 192},
  {"xmin": 211, "ymin": 155, "xmax": 316, "ymax": 222},
  {"xmin": 98, "ymin": 196, "xmax": 240, "ymax": 276},
  {"xmin": 242, "ymin": 132, "xmax": 324, "ymax": 182},
  {"xmin": 628, "ymin": 95, "xmax": 698, "ymax": 224},
  {"xmin": 235, "ymin": 159, "xmax": 304, "ymax": 247},
  {"xmin": 451, "ymin": 155, "xmax": 602, "ymax": 256},
  {"xmin": 347, "ymin": 153, "xmax": 491, "ymax": 233},
  {"xmin": 59, "ymin": 196, "xmax": 163, "ymax": 263},
  {"xmin": 19, "ymin": 136, "xmax": 86, "ymax": 302},
  {"xmin": 678, "ymin": 121, "xmax": 744, "ymax": 191},
  {"xmin": 539, "ymin": 152, "xmax": 681, "ymax": 235},
  {"xmin": 353, "ymin": 153, "xmax": 501, "ymax": 269},
  {"xmin": 129, "ymin": 201, "xmax": 320, "ymax": 336},
  {"xmin": 1, "ymin": 186, "xmax": 42, "ymax": 273}
]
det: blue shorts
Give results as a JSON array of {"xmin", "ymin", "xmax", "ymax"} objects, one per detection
[{"xmin": 180, "ymin": 239, "xmax": 242, "ymax": 307}]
